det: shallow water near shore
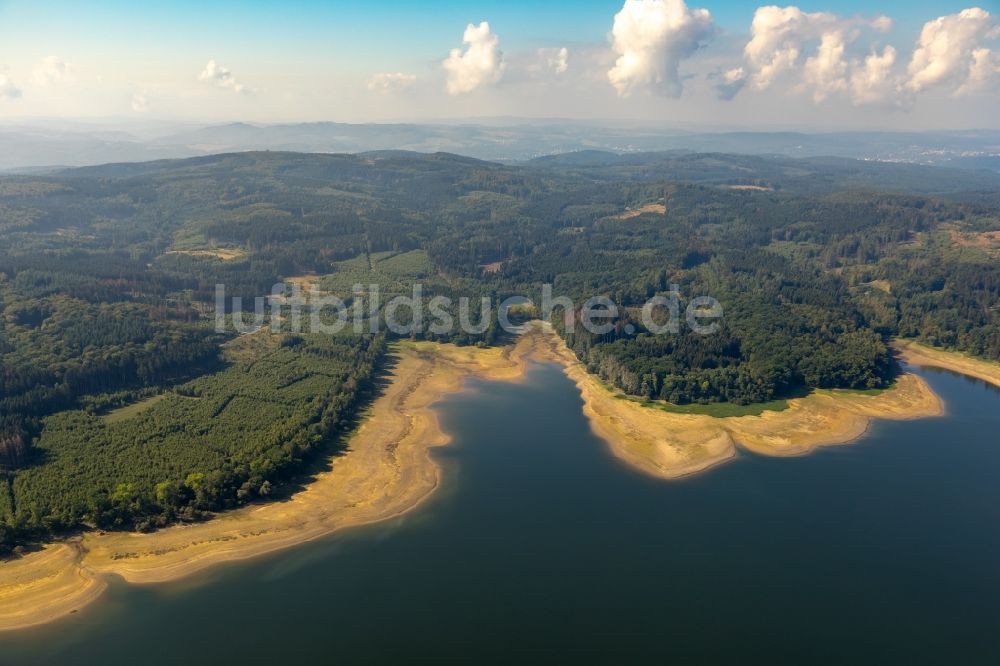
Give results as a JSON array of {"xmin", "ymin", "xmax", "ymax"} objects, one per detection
[{"xmin": 4, "ymin": 362, "xmax": 1000, "ymax": 665}]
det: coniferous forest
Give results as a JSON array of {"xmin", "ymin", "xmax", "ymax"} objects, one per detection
[{"xmin": 2, "ymin": 149, "xmax": 999, "ymax": 553}]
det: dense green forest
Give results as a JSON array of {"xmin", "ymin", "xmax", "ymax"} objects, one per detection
[
  {"xmin": 1, "ymin": 332, "xmax": 382, "ymax": 538},
  {"xmin": 1, "ymin": 149, "xmax": 999, "ymax": 552}
]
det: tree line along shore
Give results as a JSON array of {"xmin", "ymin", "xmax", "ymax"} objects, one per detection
[
  {"xmin": 3, "ymin": 150, "xmax": 1000, "ymax": 624},
  {"xmin": 3, "ymin": 326, "xmax": 988, "ymax": 632}
]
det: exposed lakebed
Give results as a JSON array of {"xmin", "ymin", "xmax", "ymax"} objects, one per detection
[{"xmin": 2, "ymin": 361, "xmax": 999, "ymax": 665}]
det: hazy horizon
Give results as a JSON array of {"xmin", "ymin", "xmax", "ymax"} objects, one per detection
[
  {"xmin": 1, "ymin": 1, "xmax": 998, "ymax": 131},
  {"xmin": 4, "ymin": 114, "xmax": 1000, "ymax": 134}
]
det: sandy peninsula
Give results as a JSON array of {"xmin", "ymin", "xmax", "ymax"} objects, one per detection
[
  {"xmin": 0, "ymin": 325, "xmax": 957, "ymax": 631},
  {"xmin": 524, "ymin": 323, "xmax": 943, "ymax": 478}
]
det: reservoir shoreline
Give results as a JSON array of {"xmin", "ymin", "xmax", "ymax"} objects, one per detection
[
  {"xmin": 895, "ymin": 339, "xmax": 1000, "ymax": 391},
  {"xmin": 0, "ymin": 326, "xmax": 965, "ymax": 632}
]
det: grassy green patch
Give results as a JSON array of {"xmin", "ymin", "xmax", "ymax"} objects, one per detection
[
  {"xmin": 101, "ymin": 393, "xmax": 167, "ymax": 424},
  {"xmin": 820, "ymin": 381, "xmax": 895, "ymax": 398},
  {"xmin": 618, "ymin": 394, "xmax": 791, "ymax": 417}
]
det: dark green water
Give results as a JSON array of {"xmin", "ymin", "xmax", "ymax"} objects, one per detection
[{"xmin": 3, "ymin": 362, "xmax": 1000, "ymax": 665}]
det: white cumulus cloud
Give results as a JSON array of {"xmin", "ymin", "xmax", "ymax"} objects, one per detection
[
  {"xmin": 743, "ymin": 6, "xmax": 837, "ymax": 90},
  {"xmin": 198, "ymin": 59, "xmax": 251, "ymax": 94},
  {"xmin": 720, "ymin": 6, "xmax": 916, "ymax": 107},
  {"xmin": 367, "ymin": 72, "xmax": 417, "ymax": 93},
  {"xmin": 957, "ymin": 47, "xmax": 1000, "ymax": 95},
  {"xmin": 607, "ymin": 0, "xmax": 714, "ymax": 97},
  {"xmin": 907, "ymin": 7, "xmax": 999, "ymax": 94},
  {"xmin": 849, "ymin": 45, "xmax": 898, "ymax": 106},
  {"xmin": 442, "ymin": 22, "xmax": 505, "ymax": 95},
  {"xmin": 712, "ymin": 66, "xmax": 747, "ymax": 100},
  {"xmin": 539, "ymin": 47, "xmax": 569, "ymax": 75},
  {"xmin": 131, "ymin": 93, "xmax": 150, "ymax": 113},
  {"xmin": 802, "ymin": 30, "xmax": 849, "ymax": 102},
  {"xmin": 0, "ymin": 73, "xmax": 21, "ymax": 100},
  {"xmin": 871, "ymin": 15, "xmax": 894, "ymax": 34},
  {"xmin": 31, "ymin": 56, "xmax": 74, "ymax": 86}
]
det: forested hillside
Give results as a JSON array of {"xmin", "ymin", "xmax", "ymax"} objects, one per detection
[{"xmin": 1, "ymin": 149, "xmax": 998, "ymax": 551}]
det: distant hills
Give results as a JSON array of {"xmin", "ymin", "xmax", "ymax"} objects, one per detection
[
  {"xmin": 53, "ymin": 148, "xmax": 1000, "ymax": 200},
  {"xmin": 1, "ymin": 120, "xmax": 998, "ymax": 172},
  {"xmin": 525, "ymin": 150, "xmax": 1000, "ymax": 196}
]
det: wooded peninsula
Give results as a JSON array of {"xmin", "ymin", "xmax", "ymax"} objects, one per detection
[{"xmin": 2, "ymin": 149, "xmax": 1000, "ymax": 559}]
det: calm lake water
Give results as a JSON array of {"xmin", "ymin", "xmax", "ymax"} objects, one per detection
[{"xmin": 3, "ymin": 362, "xmax": 1000, "ymax": 665}]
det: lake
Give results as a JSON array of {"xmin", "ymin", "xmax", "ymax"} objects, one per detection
[{"xmin": 3, "ymin": 362, "xmax": 1000, "ymax": 665}]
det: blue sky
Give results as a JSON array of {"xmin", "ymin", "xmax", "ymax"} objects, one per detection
[
  {"xmin": 1, "ymin": 1, "xmax": 983, "ymax": 55},
  {"xmin": 0, "ymin": 1, "xmax": 997, "ymax": 128}
]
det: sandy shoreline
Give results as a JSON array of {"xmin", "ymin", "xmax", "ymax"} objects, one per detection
[
  {"xmin": 894, "ymin": 339, "xmax": 1000, "ymax": 391},
  {"xmin": 0, "ymin": 340, "xmax": 531, "ymax": 632},
  {"xmin": 0, "ymin": 326, "xmax": 962, "ymax": 631},
  {"xmin": 524, "ymin": 324, "xmax": 943, "ymax": 478}
]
